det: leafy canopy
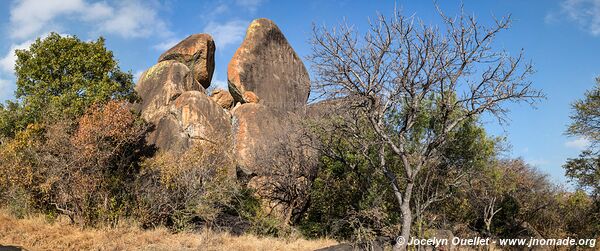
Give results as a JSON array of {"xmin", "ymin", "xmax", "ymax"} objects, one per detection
[
  {"xmin": 0, "ymin": 33, "xmax": 136, "ymax": 138},
  {"xmin": 564, "ymin": 78, "xmax": 600, "ymax": 198},
  {"xmin": 568, "ymin": 78, "xmax": 600, "ymax": 147}
]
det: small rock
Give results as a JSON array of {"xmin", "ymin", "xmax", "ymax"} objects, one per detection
[
  {"xmin": 243, "ymin": 91, "xmax": 260, "ymax": 103},
  {"xmin": 210, "ymin": 89, "xmax": 234, "ymax": 109}
]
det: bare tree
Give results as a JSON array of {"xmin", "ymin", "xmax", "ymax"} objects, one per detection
[
  {"xmin": 309, "ymin": 7, "xmax": 543, "ymax": 250},
  {"xmin": 251, "ymin": 121, "xmax": 319, "ymax": 226}
]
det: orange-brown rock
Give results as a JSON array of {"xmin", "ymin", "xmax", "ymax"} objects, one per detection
[
  {"xmin": 159, "ymin": 34, "xmax": 215, "ymax": 89},
  {"xmin": 148, "ymin": 91, "xmax": 232, "ymax": 151},
  {"xmin": 210, "ymin": 89, "xmax": 234, "ymax": 109},
  {"xmin": 228, "ymin": 18, "xmax": 310, "ymax": 112},
  {"xmin": 135, "ymin": 60, "xmax": 202, "ymax": 123},
  {"xmin": 231, "ymin": 103, "xmax": 288, "ymax": 174},
  {"xmin": 243, "ymin": 91, "xmax": 260, "ymax": 103}
]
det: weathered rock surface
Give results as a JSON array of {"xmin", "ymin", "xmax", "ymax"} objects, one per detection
[
  {"xmin": 147, "ymin": 91, "xmax": 231, "ymax": 152},
  {"xmin": 228, "ymin": 18, "xmax": 310, "ymax": 111},
  {"xmin": 231, "ymin": 103, "xmax": 289, "ymax": 174},
  {"xmin": 135, "ymin": 59, "xmax": 228, "ymax": 152},
  {"xmin": 135, "ymin": 60, "xmax": 201, "ymax": 123},
  {"xmin": 158, "ymin": 34, "xmax": 215, "ymax": 89},
  {"xmin": 210, "ymin": 89, "xmax": 234, "ymax": 109},
  {"xmin": 243, "ymin": 91, "xmax": 260, "ymax": 103}
]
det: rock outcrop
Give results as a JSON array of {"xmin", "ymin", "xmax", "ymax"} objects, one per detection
[
  {"xmin": 135, "ymin": 60, "xmax": 201, "ymax": 123},
  {"xmin": 140, "ymin": 90, "xmax": 230, "ymax": 152},
  {"xmin": 158, "ymin": 34, "xmax": 215, "ymax": 89},
  {"xmin": 131, "ymin": 17, "xmax": 329, "ymax": 226},
  {"xmin": 227, "ymin": 18, "xmax": 310, "ymax": 112},
  {"xmin": 148, "ymin": 91, "xmax": 231, "ymax": 151},
  {"xmin": 136, "ymin": 35, "xmax": 227, "ymax": 151},
  {"xmin": 210, "ymin": 89, "xmax": 234, "ymax": 109},
  {"xmin": 136, "ymin": 19, "xmax": 318, "ymax": 219}
]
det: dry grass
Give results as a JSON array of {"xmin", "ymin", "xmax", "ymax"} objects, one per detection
[{"xmin": 0, "ymin": 210, "xmax": 337, "ymax": 251}]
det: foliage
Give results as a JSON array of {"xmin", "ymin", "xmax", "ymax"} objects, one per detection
[
  {"xmin": 0, "ymin": 100, "xmax": 152, "ymax": 226},
  {"xmin": 250, "ymin": 129, "xmax": 319, "ymax": 226},
  {"xmin": 564, "ymin": 151, "xmax": 600, "ymax": 198},
  {"xmin": 0, "ymin": 33, "xmax": 136, "ymax": 139},
  {"xmin": 560, "ymin": 77, "xmax": 600, "ymax": 239},
  {"xmin": 564, "ymin": 78, "xmax": 600, "ymax": 200},
  {"xmin": 299, "ymin": 109, "xmax": 497, "ymax": 243},
  {"xmin": 568, "ymin": 78, "xmax": 600, "ymax": 146},
  {"xmin": 135, "ymin": 140, "xmax": 237, "ymax": 231}
]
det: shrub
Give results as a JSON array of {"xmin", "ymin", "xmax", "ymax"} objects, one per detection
[
  {"xmin": 135, "ymin": 140, "xmax": 237, "ymax": 231},
  {"xmin": 0, "ymin": 100, "xmax": 152, "ymax": 226}
]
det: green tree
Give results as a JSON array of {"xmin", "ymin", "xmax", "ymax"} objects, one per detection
[
  {"xmin": 562, "ymin": 78, "xmax": 600, "ymax": 239},
  {"xmin": 301, "ymin": 103, "xmax": 497, "ymax": 243},
  {"xmin": 564, "ymin": 151, "xmax": 599, "ymax": 198},
  {"xmin": 568, "ymin": 78, "xmax": 600, "ymax": 146},
  {"xmin": 0, "ymin": 33, "xmax": 136, "ymax": 138},
  {"xmin": 0, "ymin": 101, "xmax": 24, "ymax": 141},
  {"xmin": 565, "ymin": 79, "xmax": 599, "ymax": 198}
]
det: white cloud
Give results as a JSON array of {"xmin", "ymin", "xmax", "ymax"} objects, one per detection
[
  {"xmin": 0, "ymin": 39, "xmax": 35, "ymax": 74},
  {"xmin": 236, "ymin": 0, "xmax": 265, "ymax": 12},
  {"xmin": 525, "ymin": 158, "xmax": 549, "ymax": 167},
  {"xmin": 81, "ymin": 2, "xmax": 114, "ymax": 22},
  {"xmin": 556, "ymin": 0, "xmax": 600, "ymax": 36},
  {"xmin": 153, "ymin": 38, "xmax": 181, "ymax": 51},
  {"xmin": 565, "ymin": 137, "xmax": 591, "ymax": 149},
  {"xmin": 9, "ymin": 0, "xmax": 85, "ymax": 40},
  {"xmin": 214, "ymin": 4, "xmax": 229, "ymax": 15},
  {"xmin": 204, "ymin": 20, "xmax": 248, "ymax": 49},
  {"xmin": 9, "ymin": 0, "xmax": 170, "ymax": 41},
  {"xmin": 96, "ymin": 1, "xmax": 170, "ymax": 39}
]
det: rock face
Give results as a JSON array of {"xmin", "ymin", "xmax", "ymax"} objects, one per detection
[
  {"xmin": 158, "ymin": 34, "xmax": 215, "ymax": 89},
  {"xmin": 231, "ymin": 103, "xmax": 288, "ymax": 174},
  {"xmin": 145, "ymin": 91, "xmax": 231, "ymax": 152},
  {"xmin": 228, "ymin": 18, "xmax": 310, "ymax": 112},
  {"xmin": 136, "ymin": 58, "xmax": 228, "ymax": 152},
  {"xmin": 135, "ymin": 60, "xmax": 201, "ymax": 123},
  {"xmin": 210, "ymin": 89, "xmax": 234, "ymax": 109}
]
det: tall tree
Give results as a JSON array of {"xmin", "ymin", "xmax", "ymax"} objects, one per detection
[
  {"xmin": 0, "ymin": 33, "xmax": 136, "ymax": 138},
  {"xmin": 565, "ymin": 79, "xmax": 600, "ymax": 198},
  {"xmin": 309, "ymin": 8, "xmax": 543, "ymax": 250}
]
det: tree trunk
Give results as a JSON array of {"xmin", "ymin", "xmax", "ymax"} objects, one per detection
[{"xmin": 394, "ymin": 182, "xmax": 414, "ymax": 251}]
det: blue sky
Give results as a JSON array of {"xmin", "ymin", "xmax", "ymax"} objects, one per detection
[{"xmin": 0, "ymin": 0, "xmax": 597, "ymax": 186}]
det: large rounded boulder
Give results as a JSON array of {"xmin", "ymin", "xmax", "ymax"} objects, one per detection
[
  {"xmin": 228, "ymin": 18, "xmax": 310, "ymax": 112},
  {"xmin": 159, "ymin": 34, "xmax": 215, "ymax": 89}
]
